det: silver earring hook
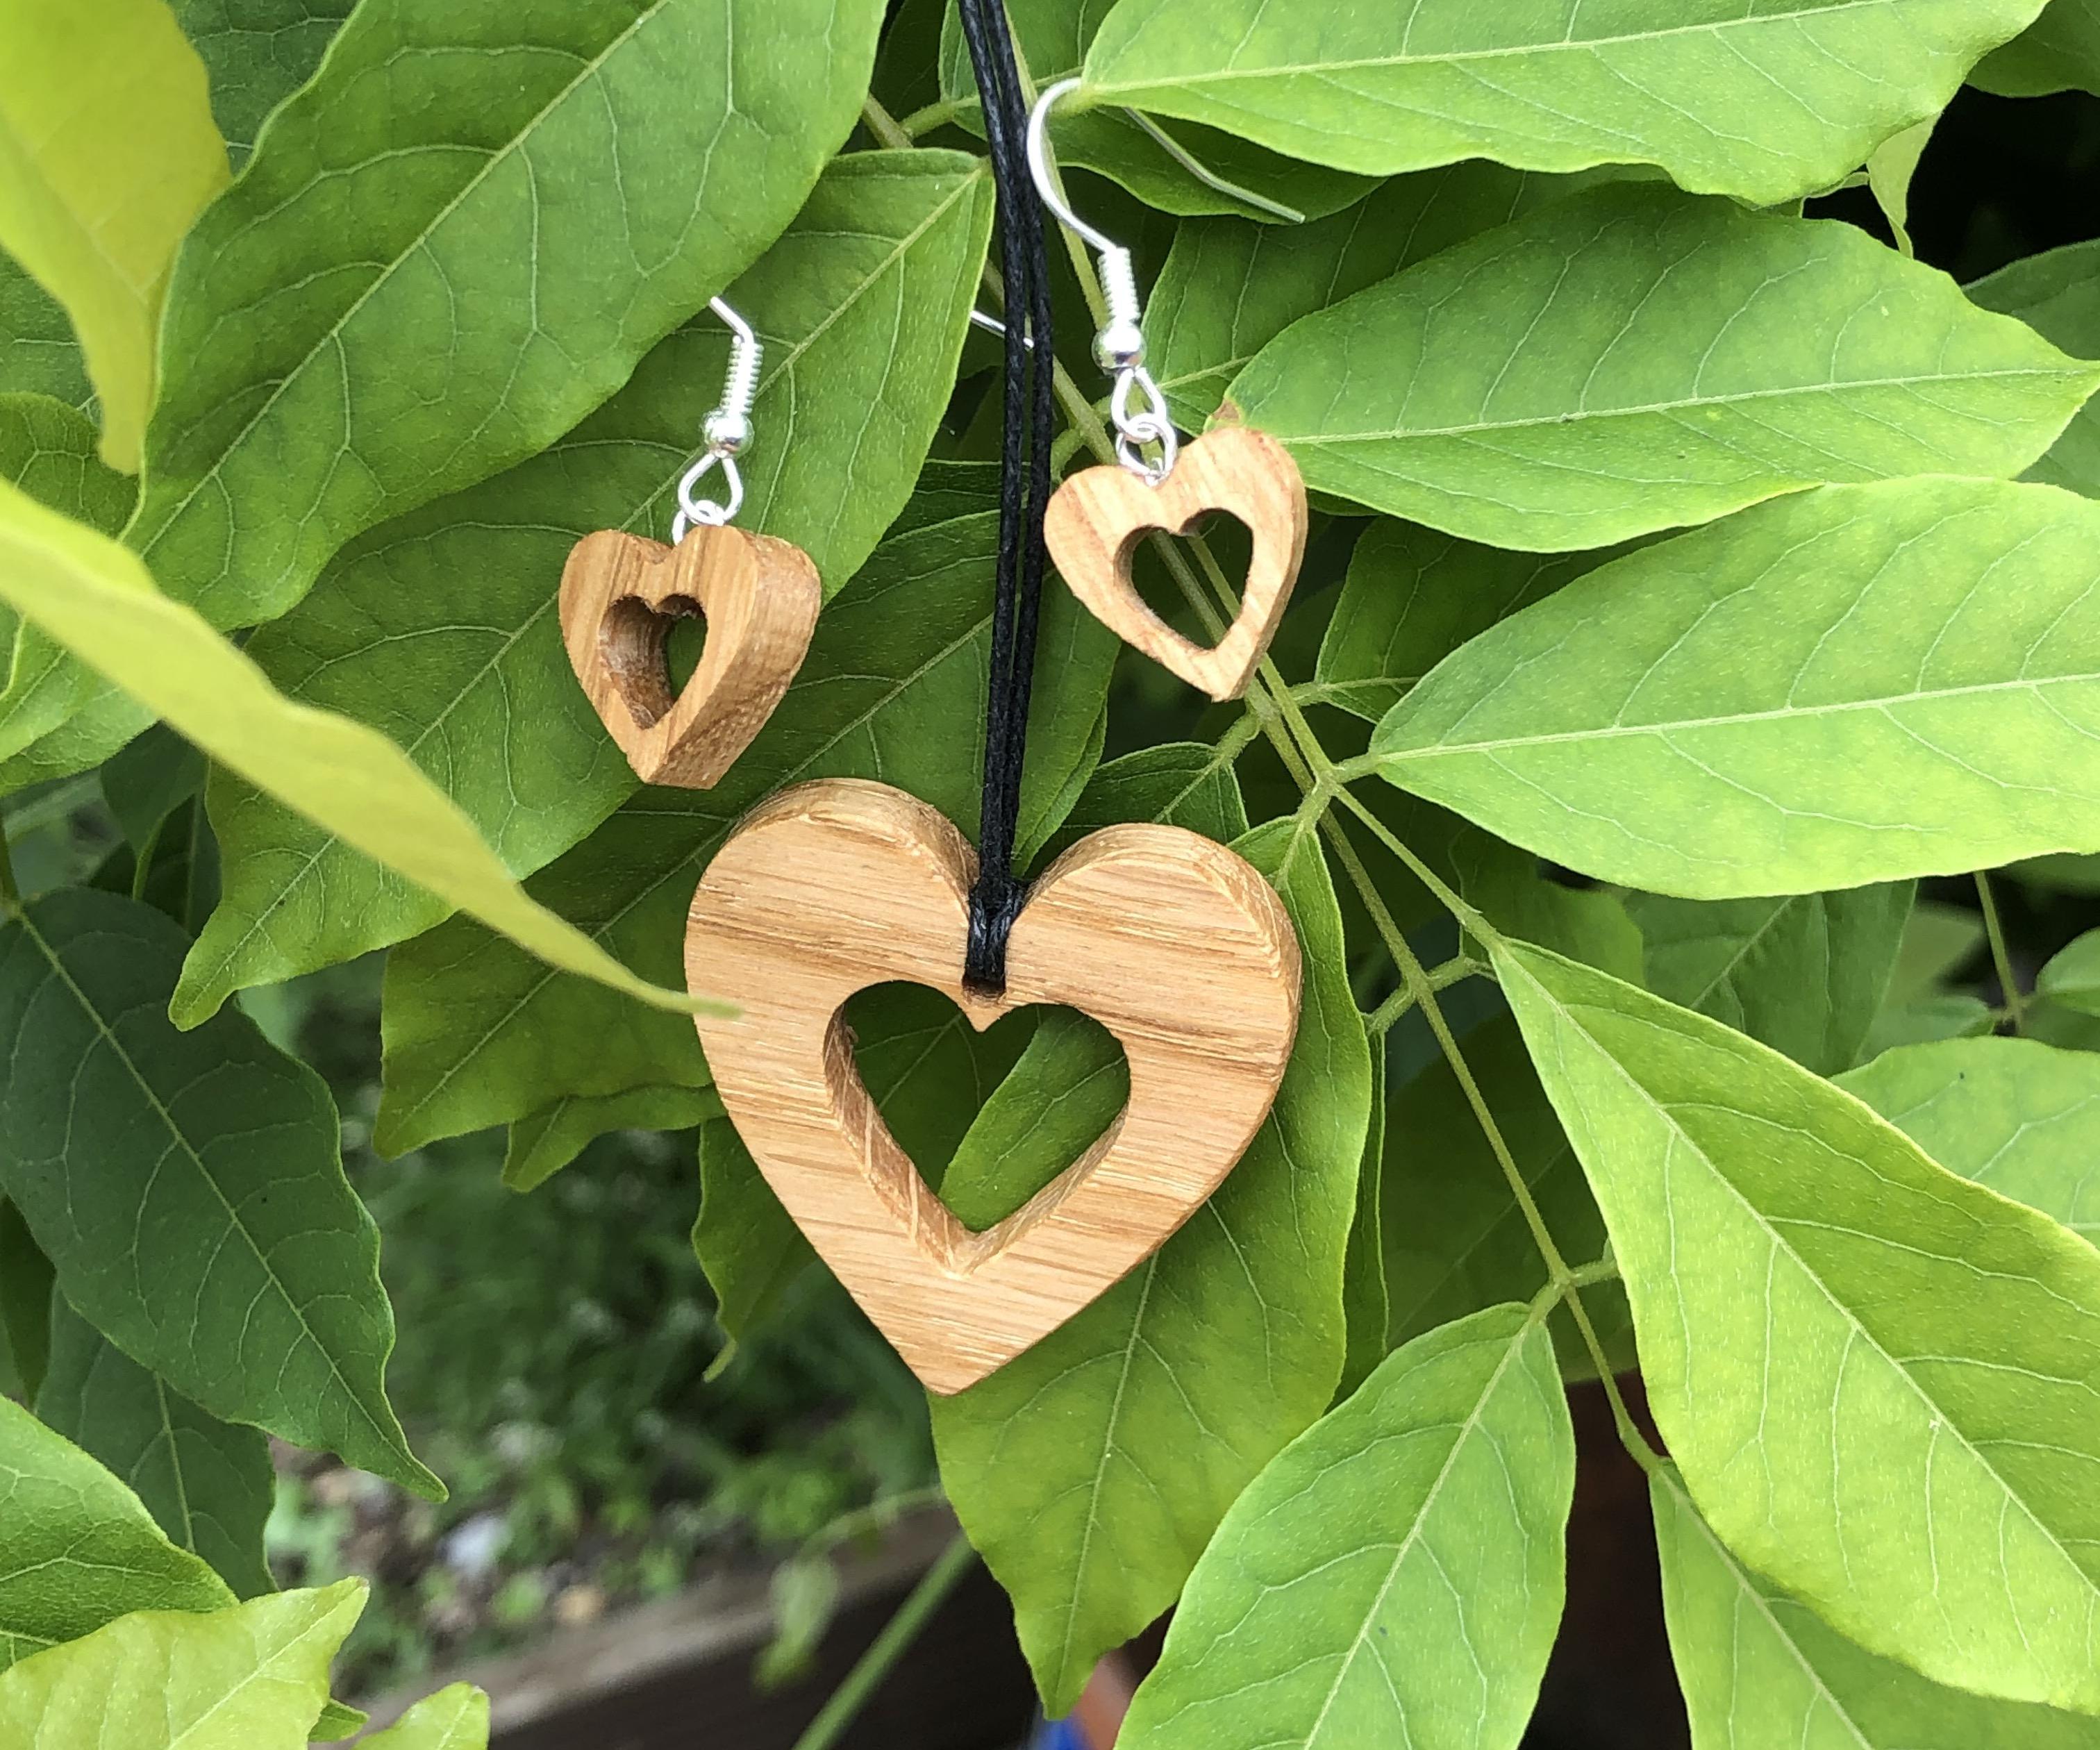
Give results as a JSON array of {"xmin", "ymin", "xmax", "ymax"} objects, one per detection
[
  {"xmin": 673, "ymin": 295, "xmax": 759, "ymax": 542},
  {"xmin": 969, "ymin": 308, "xmax": 1034, "ymax": 349},
  {"xmin": 1027, "ymin": 77, "xmax": 1177, "ymax": 484}
]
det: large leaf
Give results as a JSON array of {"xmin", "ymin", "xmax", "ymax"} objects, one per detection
[
  {"xmin": 125, "ymin": 0, "xmax": 883, "ymax": 633},
  {"xmin": 1150, "ymin": 164, "xmax": 1579, "ymax": 429},
  {"xmin": 1969, "ymin": 238, "xmax": 2100, "ymax": 497},
  {"xmin": 0, "ymin": 256, "xmax": 89, "ymax": 406},
  {"xmin": 178, "ymin": 151, "xmax": 993, "ymax": 1018},
  {"xmin": 1496, "ymin": 936, "xmax": 2100, "ymax": 1712},
  {"xmin": 1840, "ymin": 1035, "xmax": 2100, "ymax": 1243},
  {"xmin": 1974, "ymin": 0, "xmax": 2100, "ymax": 94},
  {"xmin": 933, "ymin": 819, "xmax": 1372, "ymax": 1712},
  {"xmin": 1316, "ymin": 522, "xmax": 1610, "ymax": 722},
  {"xmin": 376, "ymin": 503, "xmax": 1116, "ymax": 1154},
  {"xmin": 0, "ymin": 1579, "xmax": 364, "ymax": 1749},
  {"xmin": 0, "ymin": 1393, "xmax": 231, "ymax": 1671},
  {"xmin": 1080, "ymin": 0, "xmax": 2046, "ymax": 206},
  {"xmin": 1653, "ymin": 1464, "xmax": 2100, "ymax": 1749},
  {"xmin": 0, "ymin": 474, "xmax": 704, "ymax": 1015},
  {"xmin": 0, "ymin": 0, "xmax": 228, "ymax": 469},
  {"xmin": 1118, "ymin": 1303, "xmax": 1573, "ymax": 1750},
  {"xmin": 1628, "ymin": 886, "xmax": 1914, "ymax": 1076},
  {"xmin": 1226, "ymin": 187, "xmax": 2099, "ymax": 551},
  {"xmin": 169, "ymin": 0, "xmax": 353, "ymax": 163},
  {"xmin": 0, "ymin": 888, "xmax": 436, "ymax": 1495},
  {"xmin": 38, "ymin": 1297, "xmax": 275, "ymax": 1599},
  {"xmin": 1371, "ymin": 478, "xmax": 2100, "ymax": 898},
  {"xmin": 1382, "ymin": 1015, "xmax": 1631, "ymax": 1377},
  {"xmin": 362, "ymin": 1685, "xmax": 491, "ymax": 1750}
]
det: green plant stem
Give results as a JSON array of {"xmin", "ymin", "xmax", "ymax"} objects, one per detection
[
  {"xmin": 789, "ymin": 1531, "xmax": 978, "ymax": 1750},
  {"xmin": 860, "ymin": 95, "xmax": 912, "ymax": 151},
  {"xmin": 899, "ymin": 99, "xmax": 963, "ymax": 139},
  {"xmin": 1365, "ymin": 953, "xmax": 1485, "ymax": 1035},
  {"xmin": 1976, "ymin": 870, "xmax": 2026, "ymax": 1033}
]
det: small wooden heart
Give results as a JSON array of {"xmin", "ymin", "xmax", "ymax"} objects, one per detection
[
  {"xmin": 559, "ymin": 526, "xmax": 820, "ymax": 790},
  {"xmin": 1044, "ymin": 425, "xmax": 1308, "ymax": 701},
  {"xmin": 686, "ymin": 779, "xmax": 1302, "ymax": 1395}
]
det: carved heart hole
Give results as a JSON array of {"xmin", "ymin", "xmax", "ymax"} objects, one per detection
[
  {"xmin": 599, "ymin": 594, "xmax": 710, "ymax": 731},
  {"xmin": 1127, "ymin": 510, "xmax": 1253, "ymax": 653},
  {"xmin": 841, "ymin": 983, "xmax": 1128, "ymax": 1234}
]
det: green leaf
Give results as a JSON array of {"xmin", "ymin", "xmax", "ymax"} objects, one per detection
[
  {"xmin": 1151, "ymin": 164, "xmax": 1583, "ymax": 430},
  {"xmin": 1372, "ymin": 478, "xmax": 2100, "ymax": 897},
  {"xmin": 0, "ymin": 474, "xmax": 707, "ymax": 1016},
  {"xmin": 693, "ymin": 983, "xmax": 1029, "ymax": 1340},
  {"xmin": 377, "ymin": 502, "xmax": 1116, "ymax": 1153},
  {"xmin": 2041, "ymin": 927, "xmax": 2100, "ymax": 1015},
  {"xmin": 1496, "ymin": 936, "xmax": 2100, "ymax": 1713},
  {"xmin": 0, "ymin": 888, "xmax": 438, "ymax": 1497},
  {"xmin": 1865, "ymin": 116, "xmax": 1935, "ymax": 258},
  {"xmin": 0, "ymin": 1578, "xmax": 365, "ymax": 1748},
  {"xmin": 167, "ymin": 0, "xmax": 353, "ymax": 165},
  {"xmin": 1974, "ymin": 0, "xmax": 2100, "ymax": 95},
  {"xmin": 126, "ymin": 0, "xmax": 884, "ymax": 633},
  {"xmin": 505, "ymin": 1085, "xmax": 722, "ymax": 1196},
  {"xmin": 1227, "ymin": 186, "xmax": 2099, "ymax": 551},
  {"xmin": 1081, "ymin": 0, "xmax": 2046, "ymax": 206},
  {"xmin": 1383, "ymin": 1015, "xmax": 1632, "ymax": 1378},
  {"xmin": 1118, "ymin": 1303, "xmax": 1573, "ymax": 1750},
  {"xmin": 0, "ymin": 1199, "xmax": 53, "ymax": 1401},
  {"xmin": 100, "ymin": 724, "xmax": 205, "ymax": 851},
  {"xmin": 1653, "ymin": 1463, "xmax": 2100, "ymax": 1750},
  {"xmin": 937, "ymin": 0, "xmax": 1372, "ymax": 222},
  {"xmin": 1969, "ymin": 238, "xmax": 2100, "ymax": 497},
  {"xmin": 1628, "ymin": 886, "xmax": 1914, "ymax": 1076},
  {"xmin": 361, "ymin": 1684, "xmax": 490, "ymax": 1750},
  {"xmin": 178, "ymin": 151, "xmax": 994, "ymax": 1019},
  {"xmin": 0, "ymin": 1392, "xmax": 232, "ymax": 1672},
  {"xmin": 37, "ymin": 1297, "xmax": 275, "ymax": 1599},
  {"xmin": 933, "ymin": 820, "xmax": 1372, "ymax": 1712},
  {"xmin": 0, "ymin": 255, "xmax": 89, "ymax": 407},
  {"xmin": 1451, "ymin": 831, "xmax": 1642, "ymax": 984},
  {"xmin": 1840, "ymin": 1035, "xmax": 2100, "ymax": 1244},
  {"xmin": 0, "ymin": 0, "xmax": 228, "ymax": 470},
  {"xmin": 1315, "ymin": 522, "xmax": 1610, "ymax": 723}
]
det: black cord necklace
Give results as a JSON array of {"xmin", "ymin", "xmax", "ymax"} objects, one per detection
[{"xmin": 954, "ymin": 0, "xmax": 1058, "ymax": 997}]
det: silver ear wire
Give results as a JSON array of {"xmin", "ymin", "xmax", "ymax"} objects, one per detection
[
  {"xmin": 1027, "ymin": 78, "xmax": 1177, "ymax": 483},
  {"xmin": 969, "ymin": 308, "xmax": 1035, "ymax": 349},
  {"xmin": 673, "ymin": 296, "xmax": 760, "ymax": 542}
]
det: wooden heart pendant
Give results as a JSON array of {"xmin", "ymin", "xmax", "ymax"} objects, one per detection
[
  {"xmin": 559, "ymin": 526, "xmax": 820, "ymax": 789},
  {"xmin": 686, "ymin": 779, "xmax": 1301, "ymax": 1394},
  {"xmin": 1043, "ymin": 426, "xmax": 1308, "ymax": 701}
]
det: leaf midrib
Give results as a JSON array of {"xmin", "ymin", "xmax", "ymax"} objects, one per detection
[
  {"xmin": 1513, "ymin": 951, "xmax": 2100, "ymax": 1610},
  {"xmin": 1385, "ymin": 670, "xmax": 2100, "ymax": 760},
  {"xmin": 1089, "ymin": 0, "xmax": 1907, "ymax": 93},
  {"xmin": 131, "ymin": 0, "xmax": 674, "ymax": 564},
  {"xmin": 1280, "ymin": 367, "xmax": 2085, "ymax": 449},
  {"xmin": 15, "ymin": 908, "xmax": 401, "ymax": 1466}
]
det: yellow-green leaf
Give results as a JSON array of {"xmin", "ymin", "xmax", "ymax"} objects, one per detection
[
  {"xmin": 0, "ymin": 0, "xmax": 228, "ymax": 469},
  {"xmin": 362, "ymin": 1684, "xmax": 490, "ymax": 1750},
  {"xmin": 0, "ymin": 476, "xmax": 715, "ymax": 1020}
]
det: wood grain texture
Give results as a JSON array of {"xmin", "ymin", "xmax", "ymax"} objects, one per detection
[
  {"xmin": 559, "ymin": 526, "xmax": 820, "ymax": 789},
  {"xmin": 686, "ymin": 778, "xmax": 1302, "ymax": 1395},
  {"xmin": 1044, "ymin": 426, "xmax": 1308, "ymax": 701}
]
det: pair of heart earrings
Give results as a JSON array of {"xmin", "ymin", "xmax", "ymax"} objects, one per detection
[{"xmin": 557, "ymin": 85, "xmax": 1308, "ymax": 1395}]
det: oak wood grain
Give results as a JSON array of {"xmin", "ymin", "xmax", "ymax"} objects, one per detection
[
  {"xmin": 686, "ymin": 779, "xmax": 1302, "ymax": 1395},
  {"xmin": 560, "ymin": 526, "xmax": 819, "ymax": 789}
]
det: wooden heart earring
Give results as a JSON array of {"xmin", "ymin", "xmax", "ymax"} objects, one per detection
[
  {"xmin": 558, "ymin": 296, "xmax": 820, "ymax": 788},
  {"xmin": 1029, "ymin": 81, "xmax": 1308, "ymax": 703},
  {"xmin": 683, "ymin": 0, "xmax": 1302, "ymax": 1397}
]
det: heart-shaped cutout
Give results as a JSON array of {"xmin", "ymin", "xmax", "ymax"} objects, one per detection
[
  {"xmin": 560, "ymin": 526, "xmax": 820, "ymax": 789},
  {"xmin": 686, "ymin": 779, "xmax": 1302, "ymax": 1395},
  {"xmin": 1043, "ymin": 426, "xmax": 1308, "ymax": 701}
]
